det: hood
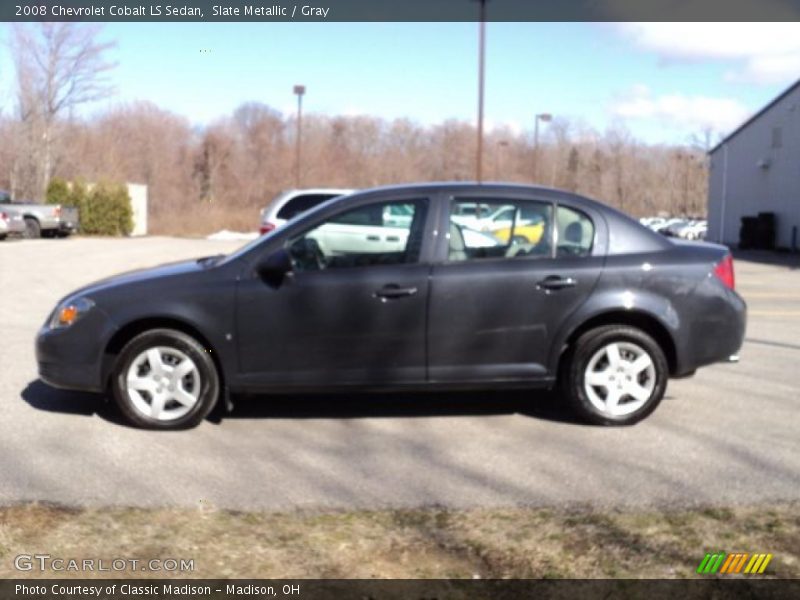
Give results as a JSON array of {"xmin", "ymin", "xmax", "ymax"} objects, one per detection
[{"xmin": 66, "ymin": 256, "xmax": 222, "ymax": 301}]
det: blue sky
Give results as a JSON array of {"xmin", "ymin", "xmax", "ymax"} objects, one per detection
[{"xmin": 2, "ymin": 22, "xmax": 798, "ymax": 145}]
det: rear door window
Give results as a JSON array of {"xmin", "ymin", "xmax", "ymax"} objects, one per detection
[{"xmin": 448, "ymin": 198, "xmax": 553, "ymax": 261}]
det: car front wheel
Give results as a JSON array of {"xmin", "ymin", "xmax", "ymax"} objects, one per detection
[
  {"xmin": 562, "ymin": 325, "xmax": 668, "ymax": 425},
  {"xmin": 111, "ymin": 329, "xmax": 220, "ymax": 429}
]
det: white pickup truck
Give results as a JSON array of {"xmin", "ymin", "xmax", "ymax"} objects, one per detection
[{"xmin": 0, "ymin": 191, "xmax": 79, "ymax": 238}]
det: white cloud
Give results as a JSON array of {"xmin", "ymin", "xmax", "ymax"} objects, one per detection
[
  {"xmin": 610, "ymin": 85, "xmax": 750, "ymax": 133},
  {"xmin": 485, "ymin": 118, "xmax": 523, "ymax": 136},
  {"xmin": 617, "ymin": 23, "xmax": 800, "ymax": 84}
]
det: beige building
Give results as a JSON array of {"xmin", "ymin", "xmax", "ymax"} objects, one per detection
[{"xmin": 127, "ymin": 183, "xmax": 148, "ymax": 236}]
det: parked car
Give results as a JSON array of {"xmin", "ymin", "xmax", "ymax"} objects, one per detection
[
  {"xmin": 0, "ymin": 190, "xmax": 79, "ymax": 239},
  {"xmin": 452, "ymin": 202, "xmax": 548, "ymax": 245},
  {"xmin": 653, "ymin": 218, "xmax": 685, "ymax": 237},
  {"xmin": 678, "ymin": 220, "xmax": 707, "ymax": 241},
  {"xmin": 37, "ymin": 183, "xmax": 746, "ymax": 430},
  {"xmin": 639, "ymin": 217, "xmax": 662, "ymax": 229},
  {"xmin": 0, "ymin": 208, "xmax": 26, "ymax": 239},
  {"xmin": 450, "ymin": 202, "xmax": 491, "ymax": 228},
  {"xmin": 460, "ymin": 226, "xmax": 502, "ymax": 248},
  {"xmin": 259, "ymin": 188, "xmax": 354, "ymax": 234},
  {"xmin": 305, "ymin": 213, "xmax": 501, "ymax": 258}
]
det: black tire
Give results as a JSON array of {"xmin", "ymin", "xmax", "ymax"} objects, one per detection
[
  {"xmin": 23, "ymin": 217, "xmax": 41, "ymax": 239},
  {"xmin": 111, "ymin": 328, "xmax": 220, "ymax": 430},
  {"xmin": 561, "ymin": 325, "xmax": 668, "ymax": 426}
]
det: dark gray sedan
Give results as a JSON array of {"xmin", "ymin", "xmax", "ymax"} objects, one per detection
[{"xmin": 36, "ymin": 183, "xmax": 746, "ymax": 429}]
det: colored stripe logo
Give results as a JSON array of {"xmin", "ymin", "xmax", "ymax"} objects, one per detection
[{"xmin": 697, "ymin": 552, "xmax": 773, "ymax": 575}]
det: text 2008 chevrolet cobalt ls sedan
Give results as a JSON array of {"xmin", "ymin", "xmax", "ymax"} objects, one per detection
[{"xmin": 37, "ymin": 184, "xmax": 746, "ymax": 429}]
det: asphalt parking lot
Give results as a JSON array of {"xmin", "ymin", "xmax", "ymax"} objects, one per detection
[{"xmin": 1, "ymin": 237, "xmax": 798, "ymax": 510}]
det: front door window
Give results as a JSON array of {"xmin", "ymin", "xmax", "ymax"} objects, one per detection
[{"xmin": 286, "ymin": 199, "xmax": 428, "ymax": 272}]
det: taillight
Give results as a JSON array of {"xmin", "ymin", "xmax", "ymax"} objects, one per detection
[
  {"xmin": 0, "ymin": 212, "xmax": 7, "ymax": 221},
  {"xmin": 259, "ymin": 222, "xmax": 276, "ymax": 235},
  {"xmin": 713, "ymin": 254, "xmax": 735, "ymax": 290}
]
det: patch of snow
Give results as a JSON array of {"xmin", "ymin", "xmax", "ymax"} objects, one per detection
[{"xmin": 207, "ymin": 230, "xmax": 259, "ymax": 241}]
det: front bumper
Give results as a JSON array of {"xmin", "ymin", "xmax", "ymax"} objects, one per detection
[
  {"xmin": 35, "ymin": 310, "xmax": 116, "ymax": 393},
  {"xmin": 38, "ymin": 359, "xmax": 103, "ymax": 392}
]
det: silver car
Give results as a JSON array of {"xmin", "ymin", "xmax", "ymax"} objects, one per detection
[
  {"xmin": 259, "ymin": 188, "xmax": 354, "ymax": 234},
  {"xmin": 0, "ymin": 208, "xmax": 26, "ymax": 240}
]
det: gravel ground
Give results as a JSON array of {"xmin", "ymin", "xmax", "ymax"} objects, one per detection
[{"xmin": 0, "ymin": 237, "xmax": 798, "ymax": 510}]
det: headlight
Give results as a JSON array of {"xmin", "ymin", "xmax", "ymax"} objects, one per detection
[{"xmin": 49, "ymin": 297, "xmax": 95, "ymax": 330}]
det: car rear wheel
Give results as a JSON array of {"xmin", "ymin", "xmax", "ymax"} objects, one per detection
[
  {"xmin": 23, "ymin": 217, "xmax": 41, "ymax": 239},
  {"xmin": 562, "ymin": 325, "xmax": 667, "ymax": 425},
  {"xmin": 111, "ymin": 329, "xmax": 219, "ymax": 429}
]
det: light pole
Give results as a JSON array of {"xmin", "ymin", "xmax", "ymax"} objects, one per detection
[
  {"xmin": 532, "ymin": 112, "xmax": 552, "ymax": 183},
  {"xmin": 293, "ymin": 84, "xmax": 306, "ymax": 188},
  {"xmin": 475, "ymin": 0, "xmax": 488, "ymax": 182}
]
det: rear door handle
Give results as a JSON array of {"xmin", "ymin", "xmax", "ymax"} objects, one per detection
[
  {"xmin": 536, "ymin": 276, "xmax": 577, "ymax": 291},
  {"xmin": 373, "ymin": 284, "xmax": 418, "ymax": 300}
]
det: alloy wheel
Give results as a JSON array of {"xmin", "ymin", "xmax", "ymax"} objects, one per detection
[
  {"xmin": 583, "ymin": 341, "xmax": 656, "ymax": 417},
  {"xmin": 125, "ymin": 346, "xmax": 201, "ymax": 421}
]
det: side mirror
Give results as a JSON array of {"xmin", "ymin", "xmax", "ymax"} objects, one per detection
[{"xmin": 256, "ymin": 248, "xmax": 292, "ymax": 287}]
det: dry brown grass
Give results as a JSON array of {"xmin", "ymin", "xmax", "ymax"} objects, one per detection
[
  {"xmin": 149, "ymin": 204, "xmax": 260, "ymax": 237},
  {"xmin": 1, "ymin": 503, "xmax": 797, "ymax": 579}
]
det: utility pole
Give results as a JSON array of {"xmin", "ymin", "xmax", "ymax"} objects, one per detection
[
  {"xmin": 293, "ymin": 84, "xmax": 306, "ymax": 188},
  {"xmin": 532, "ymin": 113, "xmax": 552, "ymax": 183},
  {"xmin": 475, "ymin": 0, "xmax": 487, "ymax": 182}
]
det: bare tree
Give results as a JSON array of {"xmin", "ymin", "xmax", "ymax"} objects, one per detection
[
  {"xmin": 0, "ymin": 89, "xmax": 713, "ymax": 233},
  {"xmin": 565, "ymin": 146, "xmax": 580, "ymax": 192},
  {"xmin": 604, "ymin": 123, "xmax": 635, "ymax": 212},
  {"xmin": 10, "ymin": 23, "xmax": 115, "ymax": 199}
]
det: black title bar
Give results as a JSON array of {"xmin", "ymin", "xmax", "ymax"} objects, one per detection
[
  {"xmin": 5, "ymin": 0, "xmax": 800, "ymax": 22},
  {"xmin": 2, "ymin": 579, "xmax": 799, "ymax": 600}
]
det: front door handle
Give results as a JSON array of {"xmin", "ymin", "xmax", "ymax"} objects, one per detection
[
  {"xmin": 373, "ymin": 284, "xmax": 418, "ymax": 300},
  {"xmin": 536, "ymin": 275, "xmax": 577, "ymax": 291}
]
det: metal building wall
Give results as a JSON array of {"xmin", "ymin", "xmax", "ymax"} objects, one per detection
[{"xmin": 708, "ymin": 83, "xmax": 800, "ymax": 249}]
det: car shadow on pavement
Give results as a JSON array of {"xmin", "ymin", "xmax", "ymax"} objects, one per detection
[
  {"xmin": 22, "ymin": 379, "xmax": 584, "ymax": 427},
  {"xmin": 226, "ymin": 389, "xmax": 582, "ymax": 425},
  {"xmin": 21, "ymin": 380, "xmax": 129, "ymax": 426}
]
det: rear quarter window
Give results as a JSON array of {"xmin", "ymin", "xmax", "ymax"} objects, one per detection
[{"xmin": 555, "ymin": 206, "xmax": 594, "ymax": 257}]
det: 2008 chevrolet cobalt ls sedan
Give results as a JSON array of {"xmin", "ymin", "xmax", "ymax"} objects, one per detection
[{"xmin": 37, "ymin": 183, "xmax": 746, "ymax": 429}]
